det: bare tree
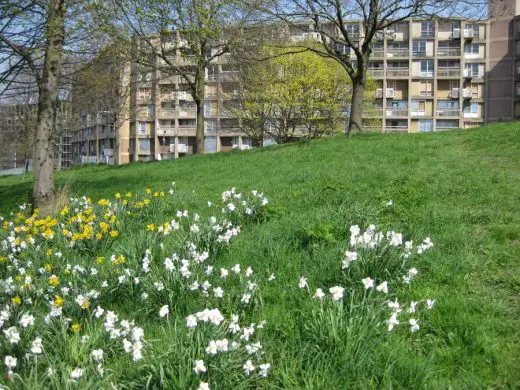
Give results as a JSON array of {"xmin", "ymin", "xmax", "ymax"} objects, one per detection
[
  {"xmin": 103, "ymin": 0, "xmax": 255, "ymax": 155},
  {"xmin": 268, "ymin": 0, "xmax": 484, "ymax": 134}
]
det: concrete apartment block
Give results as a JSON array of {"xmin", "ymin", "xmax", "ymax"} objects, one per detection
[{"xmin": 67, "ymin": 0, "xmax": 520, "ymax": 165}]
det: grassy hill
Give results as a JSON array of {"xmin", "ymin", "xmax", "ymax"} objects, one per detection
[{"xmin": 0, "ymin": 123, "xmax": 519, "ymax": 388}]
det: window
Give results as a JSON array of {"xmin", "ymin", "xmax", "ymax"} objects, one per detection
[
  {"xmin": 421, "ymin": 21, "xmax": 435, "ymax": 38},
  {"xmin": 463, "ymin": 103, "xmax": 478, "ymax": 113},
  {"xmin": 419, "ymin": 119, "xmax": 433, "ymax": 132},
  {"xmin": 420, "ymin": 60, "xmax": 434, "ymax": 77},
  {"xmin": 464, "ymin": 44, "xmax": 479, "ymax": 55},
  {"xmin": 452, "ymin": 21, "xmax": 461, "ymax": 35},
  {"xmin": 465, "ymin": 24, "xmax": 480, "ymax": 38},
  {"xmin": 206, "ymin": 65, "xmax": 218, "ymax": 80},
  {"xmin": 438, "ymin": 100, "xmax": 459, "ymax": 109},
  {"xmin": 147, "ymin": 104, "xmax": 153, "ymax": 117},
  {"xmin": 139, "ymin": 122, "xmax": 147, "ymax": 134},
  {"xmin": 347, "ymin": 24, "xmax": 360, "ymax": 38},
  {"xmin": 412, "ymin": 100, "xmax": 426, "ymax": 114},
  {"xmin": 389, "ymin": 100, "xmax": 407, "ymax": 108},
  {"xmin": 335, "ymin": 43, "xmax": 350, "ymax": 55},
  {"xmin": 204, "ymin": 101, "xmax": 212, "ymax": 116},
  {"xmin": 412, "ymin": 41, "xmax": 426, "ymax": 56},
  {"xmin": 450, "ymin": 80, "xmax": 460, "ymax": 90},
  {"xmin": 138, "ymin": 88, "xmax": 151, "ymax": 101},
  {"xmin": 436, "ymin": 119, "xmax": 458, "ymax": 129},
  {"xmin": 205, "ymin": 120, "xmax": 217, "ymax": 134},
  {"xmin": 465, "ymin": 63, "xmax": 480, "ymax": 77},
  {"xmin": 204, "ymin": 136, "xmax": 217, "ymax": 153},
  {"xmin": 138, "ymin": 139, "xmax": 150, "ymax": 153},
  {"xmin": 420, "ymin": 81, "xmax": 433, "ymax": 96}
]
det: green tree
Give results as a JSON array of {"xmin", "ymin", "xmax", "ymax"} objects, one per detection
[{"xmin": 235, "ymin": 46, "xmax": 351, "ymax": 144}]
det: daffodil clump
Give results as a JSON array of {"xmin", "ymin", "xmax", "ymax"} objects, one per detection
[
  {"xmin": 0, "ymin": 184, "xmax": 271, "ymax": 388},
  {"xmin": 0, "ymin": 185, "xmax": 435, "ymax": 389},
  {"xmin": 297, "ymin": 223, "xmax": 435, "ymax": 351}
]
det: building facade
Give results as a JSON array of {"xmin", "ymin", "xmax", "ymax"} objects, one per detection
[
  {"xmin": 69, "ymin": 1, "xmax": 520, "ymax": 165},
  {"xmin": 0, "ymin": 103, "xmax": 72, "ymax": 172}
]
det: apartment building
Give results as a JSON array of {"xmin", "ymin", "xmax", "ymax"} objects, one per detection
[
  {"xmin": 69, "ymin": 0, "xmax": 519, "ymax": 165},
  {"xmin": 0, "ymin": 103, "xmax": 72, "ymax": 172}
]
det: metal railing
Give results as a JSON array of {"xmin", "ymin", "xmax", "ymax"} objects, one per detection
[
  {"xmin": 437, "ymin": 68, "xmax": 461, "ymax": 77},
  {"xmin": 386, "ymin": 68, "xmax": 409, "ymax": 77},
  {"xmin": 387, "ymin": 48, "xmax": 409, "ymax": 57},
  {"xmin": 385, "ymin": 125, "xmax": 408, "ymax": 131},
  {"xmin": 386, "ymin": 108, "xmax": 408, "ymax": 117},
  {"xmin": 438, "ymin": 48, "xmax": 461, "ymax": 57},
  {"xmin": 368, "ymin": 69, "xmax": 384, "ymax": 78},
  {"xmin": 372, "ymin": 50, "xmax": 384, "ymax": 58},
  {"xmin": 158, "ymin": 109, "xmax": 177, "ymax": 118},
  {"xmin": 436, "ymin": 109, "xmax": 460, "ymax": 117}
]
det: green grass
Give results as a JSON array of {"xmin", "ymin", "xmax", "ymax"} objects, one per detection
[{"xmin": 1, "ymin": 122, "xmax": 520, "ymax": 388}]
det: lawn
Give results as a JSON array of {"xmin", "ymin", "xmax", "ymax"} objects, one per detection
[{"xmin": 0, "ymin": 123, "xmax": 519, "ymax": 389}]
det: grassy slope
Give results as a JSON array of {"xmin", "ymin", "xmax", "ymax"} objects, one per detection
[{"xmin": 1, "ymin": 123, "xmax": 519, "ymax": 388}]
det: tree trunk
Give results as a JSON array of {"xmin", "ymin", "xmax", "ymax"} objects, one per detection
[
  {"xmin": 347, "ymin": 79, "xmax": 364, "ymax": 135},
  {"xmin": 195, "ymin": 69, "xmax": 205, "ymax": 155},
  {"xmin": 33, "ymin": 0, "xmax": 65, "ymax": 216}
]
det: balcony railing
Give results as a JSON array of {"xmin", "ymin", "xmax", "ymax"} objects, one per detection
[
  {"xmin": 368, "ymin": 69, "xmax": 384, "ymax": 78},
  {"xmin": 363, "ymin": 108, "xmax": 383, "ymax": 117},
  {"xmin": 418, "ymin": 91, "xmax": 434, "ymax": 97},
  {"xmin": 158, "ymin": 109, "xmax": 177, "ymax": 118},
  {"xmin": 412, "ymin": 51, "xmax": 427, "ymax": 57},
  {"xmin": 178, "ymin": 109, "xmax": 196, "ymax": 117},
  {"xmin": 438, "ymin": 48, "xmax": 461, "ymax": 57},
  {"xmin": 437, "ymin": 68, "xmax": 461, "ymax": 77},
  {"xmin": 387, "ymin": 48, "xmax": 409, "ymax": 57},
  {"xmin": 385, "ymin": 125, "xmax": 408, "ymax": 131},
  {"xmin": 386, "ymin": 68, "xmax": 409, "ymax": 77},
  {"xmin": 436, "ymin": 125, "xmax": 459, "ymax": 131},
  {"xmin": 372, "ymin": 49, "xmax": 384, "ymax": 58},
  {"xmin": 386, "ymin": 108, "xmax": 408, "ymax": 117},
  {"xmin": 436, "ymin": 109, "xmax": 460, "ymax": 117}
]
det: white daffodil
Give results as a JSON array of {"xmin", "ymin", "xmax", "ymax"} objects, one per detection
[
  {"xmin": 329, "ymin": 286, "xmax": 344, "ymax": 301},
  {"xmin": 409, "ymin": 318, "xmax": 420, "ymax": 332},
  {"xmin": 193, "ymin": 360, "xmax": 206, "ymax": 375},
  {"xmin": 362, "ymin": 277, "xmax": 375, "ymax": 290},
  {"xmin": 313, "ymin": 288, "xmax": 325, "ymax": 300},
  {"xmin": 159, "ymin": 305, "xmax": 169, "ymax": 318},
  {"xmin": 376, "ymin": 281, "xmax": 389, "ymax": 294}
]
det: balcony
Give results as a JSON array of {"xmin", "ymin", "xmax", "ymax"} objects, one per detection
[
  {"xmin": 363, "ymin": 107, "xmax": 383, "ymax": 117},
  {"xmin": 220, "ymin": 71, "xmax": 240, "ymax": 82},
  {"xmin": 158, "ymin": 109, "xmax": 177, "ymax": 119},
  {"xmin": 372, "ymin": 49, "xmax": 384, "ymax": 58},
  {"xmin": 157, "ymin": 126, "xmax": 176, "ymax": 136},
  {"xmin": 386, "ymin": 68, "xmax": 409, "ymax": 77},
  {"xmin": 436, "ymin": 109, "xmax": 460, "ymax": 117},
  {"xmin": 367, "ymin": 69, "xmax": 384, "ymax": 78},
  {"xmin": 386, "ymin": 108, "xmax": 408, "ymax": 117},
  {"xmin": 437, "ymin": 67, "xmax": 461, "ymax": 77},
  {"xmin": 385, "ymin": 125, "xmax": 408, "ymax": 132},
  {"xmin": 387, "ymin": 48, "xmax": 409, "ymax": 57},
  {"xmin": 178, "ymin": 109, "xmax": 196, "ymax": 118},
  {"xmin": 417, "ymin": 91, "xmax": 434, "ymax": 98},
  {"xmin": 412, "ymin": 51, "xmax": 427, "ymax": 57},
  {"xmin": 438, "ymin": 48, "xmax": 461, "ymax": 57}
]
